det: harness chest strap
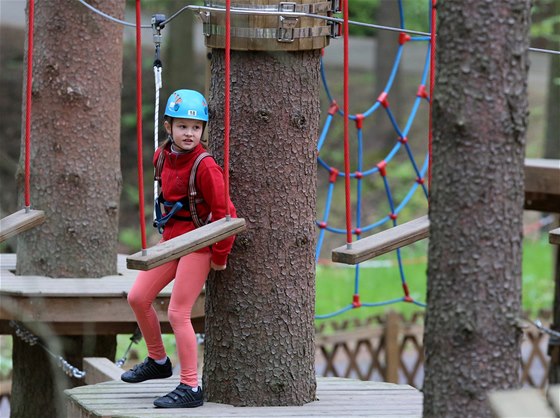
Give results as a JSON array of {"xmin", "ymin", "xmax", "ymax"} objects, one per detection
[
  {"xmin": 154, "ymin": 148, "xmax": 212, "ymax": 230},
  {"xmin": 189, "ymin": 152, "xmax": 213, "ymax": 228}
]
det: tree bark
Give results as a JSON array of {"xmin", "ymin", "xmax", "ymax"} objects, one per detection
[
  {"xmin": 11, "ymin": 1, "xmax": 124, "ymax": 416},
  {"xmin": 204, "ymin": 49, "xmax": 319, "ymax": 406},
  {"xmin": 423, "ymin": 1, "xmax": 530, "ymax": 417}
]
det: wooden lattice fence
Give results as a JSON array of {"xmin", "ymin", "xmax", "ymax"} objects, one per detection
[{"xmin": 315, "ymin": 311, "xmax": 552, "ymax": 389}]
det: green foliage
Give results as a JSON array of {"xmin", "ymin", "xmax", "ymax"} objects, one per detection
[
  {"xmin": 347, "ymin": 0, "xmax": 430, "ymax": 37},
  {"xmin": 316, "ymin": 235, "xmax": 554, "ymax": 327}
]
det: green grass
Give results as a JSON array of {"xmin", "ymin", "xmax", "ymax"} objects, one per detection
[{"xmin": 316, "ymin": 234, "xmax": 555, "ymax": 328}]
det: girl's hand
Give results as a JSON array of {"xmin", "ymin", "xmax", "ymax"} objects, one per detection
[{"xmin": 211, "ymin": 261, "xmax": 226, "ymax": 271}]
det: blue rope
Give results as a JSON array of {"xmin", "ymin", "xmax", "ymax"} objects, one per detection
[{"xmin": 315, "ymin": 0, "xmax": 432, "ymax": 319}]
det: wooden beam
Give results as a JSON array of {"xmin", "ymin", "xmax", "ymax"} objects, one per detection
[
  {"xmin": 83, "ymin": 357, "xmax": 123, "ymax": 385},
  {"xmin": 0, "ymin": 209, "xmax": 45, "ymax": 243},
  {"xmin": 332, "ymin": 216, "xmax": 430, "ymax": 265},
  {"xmin": 550, "ymin": 228, "xmax": 560, "ymax": 245},
  {"xmin": 524, "ymin": 158, "xmax": 560, "ymax": 212},
  {"xmin": 126, "ymin": 217, "xmax": 247, "ymax": 271}
]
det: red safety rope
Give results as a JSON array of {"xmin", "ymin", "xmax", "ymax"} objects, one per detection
[
  {"xmin": 223, "ymin": 0, "xmax": 231, "ymax": 219},
  {"xmin": 24, "ymin": 0, "xmax": 35, "ymax": 209},
  {"xmin": 342, "ymin": 0, "xmax": 352, "ymax": 247},
  {"xmin": 428, "ymin": 0, "xmax": 437, "ymax": 192},
  {"xmin": 135, "ymin": 0, "xmax": 147, "ymax": 251}
]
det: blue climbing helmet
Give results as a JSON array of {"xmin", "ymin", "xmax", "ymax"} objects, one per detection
[{"xmin": 164, "ymin": 89, "xmax": 208, "ymax": 122}]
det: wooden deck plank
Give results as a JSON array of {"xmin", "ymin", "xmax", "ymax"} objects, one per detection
[
  {"xmin": 331, "ymin": 216, "xmax": 429, "ymax": 265},
  {"xmin": 65, "ymin": 377, "xmax": 422, "ymax": 418},
  {"xmin": 547, "ymin": 385, "xmax": 560, "ymax": 417},
  {"xmin": 127, "ymin": 218, "xmax": 246, "ymax": 271},
  {"xmin": 550, "ymin": 228, "xmax": 560, "ymax": 245},
  {"xmin": 488, "ymin": 388, "xmax": 556, "ymax": 418},
  {"xmin": 0, "ymin": 209, "xmax": 45, "ymax": 243}
]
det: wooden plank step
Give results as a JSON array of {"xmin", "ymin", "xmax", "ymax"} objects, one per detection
[
  {"xmin": 65, "ymin": 377, "xmax": 423, "ymax": 417},
  {"xmin": 0, "ymin": 209, "xmax": 45, "ymax": 243},
  {"xmin": 127, "ymin": 218, "xmax": 247, "ymax": 271},
  {"xmin": 550, "ymin": 228, "xmax": 560, "ymax": 245},
  {"xmin": 332, "ymin": 215, "xmax": 429, "ymax": 265}
]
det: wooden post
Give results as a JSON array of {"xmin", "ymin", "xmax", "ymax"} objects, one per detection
[{"xmin": 385, "ymin": 311, "xmax": 400, "ymax": 384}]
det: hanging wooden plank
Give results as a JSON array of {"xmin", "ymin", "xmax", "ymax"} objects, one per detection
[
  {"xmin": 550, "ymin": 228, "xmax": 560, "ymax": 245},
  {"xmin": 0, "ymin": 208, "xmax": 45, "ymax": 243},
  {"xmin": 332, "ymin": 216, "xmax": 430, "ymax": 265},
  {"xmin": 126, "ymin": 217, "xmax": 247, "ymax": 271}
]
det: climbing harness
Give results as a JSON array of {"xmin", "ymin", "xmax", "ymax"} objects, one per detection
[{"xmin": 153, "ymin": 150, "xmax": 213, "ymax": 233}]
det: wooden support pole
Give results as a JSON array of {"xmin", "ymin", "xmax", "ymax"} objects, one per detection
[
  {"xmin": 0, "ymin": 209, "xmax": 45, "ymax": 243},
  {"xmin": 384, "ymin": 311, "xmax": 400, "ymax": 384}
]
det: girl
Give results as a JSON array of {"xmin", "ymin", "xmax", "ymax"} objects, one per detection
[{"xmin": 121, "ymin": 89, "xmax": 236, "ymax": 409}]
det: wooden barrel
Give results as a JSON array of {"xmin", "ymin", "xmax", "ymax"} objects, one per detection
[{"xmin": 203, "ymin": 0, "xmax": 336, "ymax": 51}]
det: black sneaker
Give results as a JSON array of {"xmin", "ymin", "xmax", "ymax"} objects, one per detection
[
  {"xmin": 121, "ymin": 357, "xmax": 172, "ymax": 383},
  {"xmin": 153, "ymin": 384, "xmax": 203, "ymax": 408}
]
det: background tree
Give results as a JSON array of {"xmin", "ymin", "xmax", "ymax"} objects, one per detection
[
  {"xmin": 423, "ymin": 1, "xmax": 531, "ymax": 417},
  {"xmin": 203, "ymin": 49, "xmax": 320, "ymax": 405},
  {"xmin": 11, "ymin": 0, "xmax": 124, "ymax": 417}
]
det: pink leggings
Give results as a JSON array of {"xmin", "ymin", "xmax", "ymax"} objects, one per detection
[{"xmin": 127, "ymin": 251, "xmax": 211, "ymax": 387}]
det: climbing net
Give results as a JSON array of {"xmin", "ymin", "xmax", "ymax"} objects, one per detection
[{"xmin": 315, "ymin": 0, "xmax": 432, "ymax": 319}]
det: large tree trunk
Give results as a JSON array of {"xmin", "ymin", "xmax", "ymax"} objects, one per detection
[
  {"xmin": 204, "ymin": 49, "xmax": 319, "ymax": 406},
  {"xmin": 423, "ymin": 1, "xmax": 530, "ymax": 417},
  {"xmin": 11, "ymin": 1, "xmax": 124, "ymax": 417}
]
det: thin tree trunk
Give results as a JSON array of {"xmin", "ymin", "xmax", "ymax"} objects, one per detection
[
  {"xmin": 423, "ymin": 1, "xmax": 530, "ymax": 417},
  {"xmin": 204, "ymin": 49, "xmax": 319, "ymax": 406},
  {"xmin": 11, "ymin": 1, "xmax": 124, "ymax": 416},
  {"xmin": 373, "ymin": 1, "xmax": 402, "ymax": 151}
]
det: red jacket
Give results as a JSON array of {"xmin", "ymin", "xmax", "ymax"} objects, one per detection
[{"xmin": 154, "ymin": 142, "xmax": 237, "ymax": 266}]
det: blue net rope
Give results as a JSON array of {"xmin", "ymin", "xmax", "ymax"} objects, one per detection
[{"xmin": 315, "ymin": 0, "xmax": 433, "ymax": 319}]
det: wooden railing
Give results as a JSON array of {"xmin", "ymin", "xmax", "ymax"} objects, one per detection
[{"xmin": 315, "ymin": 311, "xmax": 552, "ymax": 389}]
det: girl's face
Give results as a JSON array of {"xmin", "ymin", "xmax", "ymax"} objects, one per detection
[{"xmin": 165, "ymin": 118, "xmax": 203, "ymax": 152}]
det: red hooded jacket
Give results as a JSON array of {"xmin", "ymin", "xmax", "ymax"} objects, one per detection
[{"xmin": 154, "ymin": 142, "xmax": 236, "ymax": 266}]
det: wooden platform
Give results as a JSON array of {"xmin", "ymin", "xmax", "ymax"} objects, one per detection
[
  {"xmin": 0, "ymin": 254, "xmax": 205, "ymax": 335},
  {"xmin": 65, "ymin": 377, "xmax": 423, "ymax": 417}
]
